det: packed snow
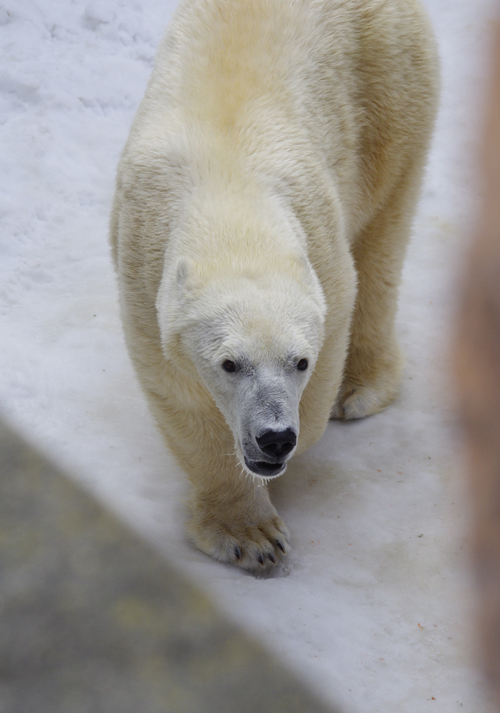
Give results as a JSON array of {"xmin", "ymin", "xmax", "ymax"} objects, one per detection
[{"xmin": 1, "ymin": 1, "xmax": 498, "ymax": 711}]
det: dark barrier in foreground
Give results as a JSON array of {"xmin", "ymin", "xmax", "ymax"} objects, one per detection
[{"xmin": 0, "ymin": 418, "xmax": 339, "ymax": 713}]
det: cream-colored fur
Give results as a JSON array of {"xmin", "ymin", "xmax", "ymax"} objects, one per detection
[{"xmin": 111, "ymin": 0, "xmax": 439, "ymax": 572}]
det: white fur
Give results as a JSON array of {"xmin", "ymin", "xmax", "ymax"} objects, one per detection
[{"xmin": 111, "ymin": 0, "xmax": 439, "ymax": 571}]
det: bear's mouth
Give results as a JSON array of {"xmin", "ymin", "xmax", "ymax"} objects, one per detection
[{"xmin": 244, "ymin": 458, "xmax": 287, "ymax": 478}]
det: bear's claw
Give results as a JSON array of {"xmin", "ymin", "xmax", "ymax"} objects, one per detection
[
  {"xmin": 188, "ymin": 510, "xmax": 291, "ymax": 574},
  {"xmin": 276, "ymin": 539, "xmax": 286, "ymax": 554}
]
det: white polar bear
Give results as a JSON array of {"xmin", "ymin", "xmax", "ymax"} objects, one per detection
[{"xmin": 111, "ymin": 0, "xmax": 439, "ymax": 572}]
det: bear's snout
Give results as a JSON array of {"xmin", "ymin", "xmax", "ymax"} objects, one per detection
[
  {"xmin": 242, "ymin": 428, "xmax": 297, "ymax": 478},
  {"xmin": 256, "ymin": 428, "xmax": 297, "ymax": 460}
]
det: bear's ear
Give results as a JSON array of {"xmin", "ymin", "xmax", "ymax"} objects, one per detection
[
  {"xmin": 175, "ymin": 256, "xmax": 191, "ymax": 291},
  {"xmin": 156, "ymin": 256, "xmax": 195, "ymax": 361},
  {"xmin": 299, "ymin": 255, "xmax": 327, "ymax": 322}
]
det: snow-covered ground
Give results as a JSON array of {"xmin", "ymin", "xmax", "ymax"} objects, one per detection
[{"xmin": 1, "ymin": 1, "xmax": 499, "ymax": 711}]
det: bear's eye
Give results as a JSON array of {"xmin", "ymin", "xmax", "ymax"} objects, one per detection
[
  {"xmin": 297, "ymin": 358, "xmax": 308, "ymax": 371},
  {"xmin": 222, "ymin": 359, "xmax": 238, "ymax": 373}
]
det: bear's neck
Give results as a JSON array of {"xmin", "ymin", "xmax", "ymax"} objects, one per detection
[{"xmin": 175, "ymin": 177, "xmax": 307, "ymax": 273}]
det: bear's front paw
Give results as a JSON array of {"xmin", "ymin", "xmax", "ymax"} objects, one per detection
[
  {"xmin": 187, "ymin": 507, "xmax": 290, "ymax": 574},
  {"xmin": 330, "ymin": 381, "xmax": 398, "ymax": 420}
]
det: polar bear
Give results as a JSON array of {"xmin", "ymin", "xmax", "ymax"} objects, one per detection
[{"xmin": 110, "ymin": 0, "xmax": 438, "ymax": 572}]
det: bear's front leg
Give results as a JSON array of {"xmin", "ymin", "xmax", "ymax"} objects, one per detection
[
  {"xmin": 145, "ymin": 388, "xmax": 290, "ymax": 573},
  {"xmin": 188, "ymin": 475, "xmax": 290, "ymax": 573},
  {"xmin": 331, "ymin": 163, "xmax": 424, "ymax": 421}
]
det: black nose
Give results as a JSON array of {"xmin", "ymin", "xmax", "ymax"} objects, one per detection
[{"xmin": 256, "ymin": 429, "xmax": 297, "ymax": 459}]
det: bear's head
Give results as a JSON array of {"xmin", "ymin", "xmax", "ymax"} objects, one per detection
[{"xmin": 157, "ymin": 253, "xmax": 326, "ymax": 479}]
